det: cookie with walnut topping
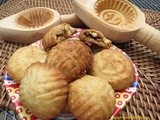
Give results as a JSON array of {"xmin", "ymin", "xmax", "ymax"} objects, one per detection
[
  {"xmin": 79, "ymin": 29, "xmax": 112, "ymax": 48},
  {"xmin": 42, "ymin": 23, "xmax": 76, "ymax": 50}
]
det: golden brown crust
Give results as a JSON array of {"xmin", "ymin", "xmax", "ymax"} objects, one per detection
[
  {"xmin": 68, "ymin": 75, "xmax": 115, "ymax": 120},
  {"xmin": 79, "ymin": 29, "xmax": 112, "ymax": 48},
  {"xmin": 46, "ymin": 39, "xmax": 93, "ymax": 83},
  {"xmin": 19, "ymin": 62, "xmax": 68, "ymax": 120},
  {"xmin": 6, "ymin": 46, "xmax": 47, "ymax": 84},
  {"xmin": 90, "ymin": 49, "xmax": 135, "ymax": 91},
  {"xmin": 42, "ymin": 23, "xmax": 76, "ymax": 51}
]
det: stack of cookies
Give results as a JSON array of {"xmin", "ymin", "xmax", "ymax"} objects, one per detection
[{"xmin": 6, "ymin": 23, "xmax": 135, "ymax": 120}]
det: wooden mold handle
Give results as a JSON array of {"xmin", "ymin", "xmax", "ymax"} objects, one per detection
[
  {"xmin": 60, "ymin": 14, "xmax": 85, "ymax": 27},
  {"xmin": 134, "ymin": 23, "xmax": 160, "ymax": 55}
]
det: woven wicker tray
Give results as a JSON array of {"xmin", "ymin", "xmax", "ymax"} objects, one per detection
[{"xmin": 0, "ymin": 0, "xmax": 160, "ymax": 120}]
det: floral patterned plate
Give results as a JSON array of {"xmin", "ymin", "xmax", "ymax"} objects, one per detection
[{"xmin": 3, "ymin": 29, "xmax": 138, "ymax": 120}]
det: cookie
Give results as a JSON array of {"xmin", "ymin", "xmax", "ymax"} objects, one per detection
[
  {"xmin": 6, "ymin": 46, "xmax": 47, "ymax": 83},
  {"xmin": 68, "ymin": 75, "xmax": 115, "ymax": 120},
  {"xmin": 42, "ymin": 23, "xmax": 76, "ymax": 50},
  {"xmin": 46, "ymin": 39, "xmax": 93, "ymax": 82},
  {"xmin": 90, "ymin": 49, "xmax": 135, "ymax": 91},
  {"xmin": 20, "ymin": 62, "xmax": 68, "ymax": 119},
  {"xmin": 79, "ymin": 29, "xmax": 112, "ymax": 48}
]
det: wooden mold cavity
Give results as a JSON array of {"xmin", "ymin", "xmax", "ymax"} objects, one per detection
[
  {"xmin": 94, "ymin": 0, "xmax": 137, "ymax": 26},
  {"xmin": 16, "ymin": 9, "xmax": 53, "ymax": 29}
]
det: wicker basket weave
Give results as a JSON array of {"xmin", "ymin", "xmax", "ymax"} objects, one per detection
[{"xmin": 0, "ymin": 0, "xmax": 160, "ymax": 120}]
